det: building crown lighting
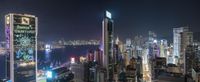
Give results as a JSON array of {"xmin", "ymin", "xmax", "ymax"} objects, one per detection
[{"xmin": 106, "ymin": 11, "xmax": 112, "ymax": 19}]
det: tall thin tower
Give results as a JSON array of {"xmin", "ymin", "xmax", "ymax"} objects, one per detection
[
  {"xmin": 102, "ymin": 11, "xmax": 114, "ymax": 81},
  {"xmin": 5, "ymin": 13, "xmax": 38, "ymax": 82}
]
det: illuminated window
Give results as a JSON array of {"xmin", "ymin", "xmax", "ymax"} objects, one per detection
[{"xmin": 6, "ymin": 16, "xmax": 10, "ymax": 24}]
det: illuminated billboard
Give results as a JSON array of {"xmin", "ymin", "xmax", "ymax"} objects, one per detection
[{"xmin": 5, "ymin": 14, "xmax": 37, "ymax": 82}]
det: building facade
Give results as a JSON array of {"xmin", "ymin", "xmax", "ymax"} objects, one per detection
[
  {"xmin": 173, "ymin": 27, "xmax": 189, "ymax": 64},
  {"xmin": 180, "ymin": 32, "xmax": 193, "ymax": 74},
  {"xmin": 5, "ymin": 14, "xmax": 38, "ymax": 82},
  {"xmin": 102, "ymin": 11, "xmax": 114, "ymax": 81}
]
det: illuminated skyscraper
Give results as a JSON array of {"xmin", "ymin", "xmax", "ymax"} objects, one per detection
[
  {"xmin": 5, "ymin": 14, "xmax": 38, "ymax": 82},
  {"xmin": 173, "ymin": 27, "xmax": 189, "ymax": 64},
  {"xmin": 102, "ymin": 11, "xmax": 114, "ymax": 81}
]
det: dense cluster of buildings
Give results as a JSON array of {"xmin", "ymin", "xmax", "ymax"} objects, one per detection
[
  {"xmin": 65, "ymin": 11, "xmax": 167, "ymax": 82},
  {"xmin": 1, "ymin": 11, "xmax": 200, "ymax": 82},
  {"xmin": 66, "ymin": 14, "xmax": 200, "ymax": 82}
]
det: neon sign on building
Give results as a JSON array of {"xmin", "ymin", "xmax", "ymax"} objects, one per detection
[{"xmin": 5, "ymin": 14, "xmax": 37, "ymax": 82}]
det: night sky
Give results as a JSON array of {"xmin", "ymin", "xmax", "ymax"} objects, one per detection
[{"xmin": 1, "ymin": 0, "xmax": 200, "ymax": 42}]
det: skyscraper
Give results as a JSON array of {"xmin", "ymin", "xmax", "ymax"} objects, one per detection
[
  {"xmin": 102, "ymin": 11, "xmax": 114, "ymax": 81},
  {"xmin": 181, "ymin": 32, "xmax": 193, "ymax": 74},
  {"xmin": 185, "ymin": 45, "xmax": 195, "ymax": 76},
  {"xmin": 180, "ymin": 32, "xmax": 193, "ymax": 55},
  {"xmin": 180, "ymin": 32, "xmax": 193, "ymax": 54},
  {"xmin": 5, "ymin": 13, "xmax": 38, "ymax": 82},
  {"xmin": 173, "ymin": 27, "xmax": 189, "ymax": 64}
]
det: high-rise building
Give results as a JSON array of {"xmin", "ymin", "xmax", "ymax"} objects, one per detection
[
  {"xmin": 180, "ymin": 32, "xmax": 193, "ymax": 67},
  {"xmin": 125, "ymin": 38, "xmax": 133, "ymax": 61},
  {"xmin": 173, "ymin": 27, "xmax": 189, "ymax": 64},
  {"xmin": 94, "ymin": 49, "xmax": 103, "ymax": 66},
  {"xmin": 148, "ymin": 31, "xmax": 157, "ymax": 59},
  {"xmin": 5, "ymin": 13, "xmax": 38, "ymax": 82},
  {"xmin": 87, "ymin": 50, "xmax": 94, "ymax": 62},
  {"xmin": 185, "ymin": 45, "xmax": 195, "ymax": 76},
  {"xmin": 102, "ymin": 11, "xmax": 114, "ymax": 81},
  {"xmin": 159, "ymin": 39, "xmax": 168, "ymax": 58},
  {"xmin": 148, "ymin": 31, "xmax": 157, "ymax": 43},
  {"xmin": 180, "ymin": 32, "xmax": 193, "ymax": 54}
]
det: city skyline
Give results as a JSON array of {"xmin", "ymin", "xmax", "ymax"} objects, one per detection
[
  {"xmin": 1, "ymin": 1, "xmax": 200, "ymax": 82},
  {"xmin": 1, "ymin": 0, "xmax": 200, "ymax": 42}
]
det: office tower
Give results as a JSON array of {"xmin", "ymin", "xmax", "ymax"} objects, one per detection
[
  {"xmin": 87, "ymin": 50, "xmax": 94, "ymax": 62},
  {"xmin": 102, "ymin": 11, "xmax": 114, "ymax": 81},
  {"xmin": 185, "ymin": 45, "xmax": 195, "ymax": 76},
  {"xmin": 113, "ymin": 44, "xmax": 119, "ymax": 65},
  {"xmin": 148, "ymin": 31, "xmax": 157, "ymax": 59},
  {"xmin": 5, "ymin": 14, "xmax": 37, "ymax": 82},
  {"xmin": 180, "ymin": 32, "xmax": 193, "ymax": 54},
  {"xmin": 173, "ymin": 27, "xmax": 189, "ymax": 64},
  {"xmin": 125, "ymin": 38, "xmax": 133, "ymax": 62},
  {"xmin": 180, "ymin": 32, "xmax": 193, "ymax": 62},
  {"xmin": 126, "ymin": 58, "xmax": 137, "ymax": 82},
  {"xmin": 153, "ymin": 41, "xmax": 159, "ymax": 58},
  {"xmin": 166, "ymin": 44, "xmax": 174, "ymax": 64},
  {"xmin": 180, "ymin": 32, "xmax": 193, "ymax": 74},
  {"xmin": 148, "ymin": 31, "xmax": 157, "ymax": 43},
  {"xmin": 94, "ymin": 49, "xmax": 103, "ymax": 66}
]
